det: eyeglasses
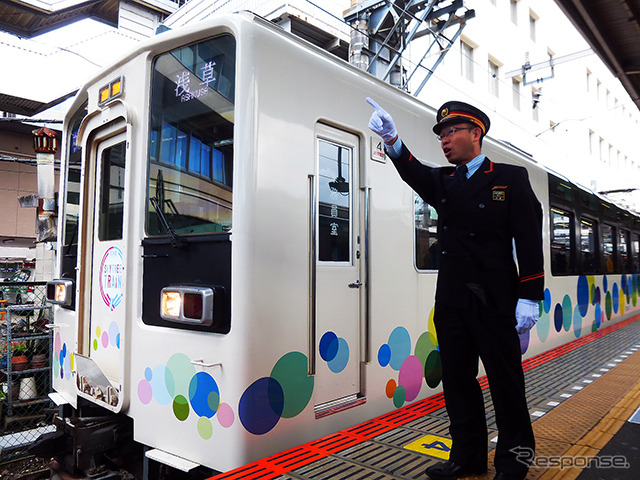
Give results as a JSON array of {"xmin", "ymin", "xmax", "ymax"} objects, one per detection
[{"xmin": 436, "ymin": 126, "xmax": 473, "ymax": 142}]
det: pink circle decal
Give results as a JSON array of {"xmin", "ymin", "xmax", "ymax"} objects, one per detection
[
  {"xmin": 101, "ymin": 331, "xmax": 109, "ymax": 348},
  {"xmin": 138, "ymin": 380, "xmax": 152, "ymax": 404},
  {"xmin": 55, "ymin": 332, "xmax": 62, "ymax": 353},
  {"xmin": 398, "ymin": 355, "xmax": 423, "ymax": 402},
  {"xmin": 217, "ymin": 402, "xmax": 235, "ymax": 428}
]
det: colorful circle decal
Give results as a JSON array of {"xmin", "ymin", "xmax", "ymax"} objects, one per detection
[
  {"xmin": 239, "ymin": 377, "xmax": 284, "ymax": 435},
  {"xmin": 270, "ymin": 352, "xmax": 314, "ymax": 418},
  {"xmin": 424, "ymin": 350, "xmax": 442, "ymax": 389},
  {"xmin": 378, "ymin": 343, "xmax": 391, "ymax": 367},
  {"xmin": 189, "ymin": 372, "xmax": 220, "ymax": 418},
  {"xmin": 137, "ymin": 352, "xmax": 234, "ymax": 440},
  {"xmin": 577, "ymin": 276, "xmax": 589, "ymax": 317},
  {"xmin": 543, "ymin": 288, "xmax": 552, "ymax": 314},
  {"xmin": 536, "ymin": 307, "xmax": 550, "ymax": 343},
  {"xmin": 398, "ymin": 355, "xmax": 423, "ymax": 402},
  {"xmin": 573, "ymin": 305, "xmax": 582, "ymax": 338},
  {"xmin": 562, "ymin": 295, "xmax": 572, "ymax": 332},
  {"xmin": 379, "ymin": 324, "xmax": 441, "ymax": 408},
  {"xmin": 319, "ymin": 332, "xmax": 350, "ymax": 373},
  {"xmin": 553, "ymin": 303, "xmax": 564, "ymax": 333},
  {"xmin": 388, "ymin": 326, "xmax": 411, "ymax": 371}
]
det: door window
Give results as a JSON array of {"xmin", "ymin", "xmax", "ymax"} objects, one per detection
[
  {"xmin": 98, "ymin": 142, "xmax": 126, "ymax": 241},
  {"xmin": 318, "ymin": 139, "xmax": 351, "ymax": 263}
]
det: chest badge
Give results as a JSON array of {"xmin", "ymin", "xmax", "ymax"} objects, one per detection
[{"xmin": 492, "ymin": 185, "xmax": 507, "ymax": 201}]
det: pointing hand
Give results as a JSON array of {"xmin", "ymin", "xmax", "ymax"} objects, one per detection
[{"xmin": 366, "ymin": 97, "xmax": 398, "ymax": 145}]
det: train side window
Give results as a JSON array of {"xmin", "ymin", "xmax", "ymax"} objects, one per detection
[
  {"xmin": 619, "ymin": 229, "xmax": 631, "ymax": 273},
  {"xmin": 631, "ymin": 233, "xmax": 640, "ymax": 273},
  {"xmin": 62, "ymin": 104, "xmax": 87, "ymax": 249},
  {"xmin": 415, "ymin": 193, "xmax": 439, "ymax": 271},
  {"xmin": 601, "ymin": 224, "xmax": 616, "ymax": 273},
  {"xmin": 550, "ymin": 208, "xmax": 574, "ymax": 275},
  {"xmin": 580, "ymin": 218, "xmax": 598, "ymax": 274}
]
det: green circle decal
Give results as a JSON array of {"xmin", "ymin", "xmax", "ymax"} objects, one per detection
[
  {"xmin": 172, "ymin": 394, "xmax": 190, "ymax": 421},
  {"xmin": 270, "ymin": 352, "xmax": 314, "ymax": 418}
]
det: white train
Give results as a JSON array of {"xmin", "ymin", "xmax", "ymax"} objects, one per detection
[{"xmin": 40, "ymin": 11, "xmax": 640, "ymax": 478}]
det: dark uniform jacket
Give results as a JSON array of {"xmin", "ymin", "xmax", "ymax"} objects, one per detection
[{"xmin": 391, "ymin": 143, "xmax": 544, "ymax": 315}]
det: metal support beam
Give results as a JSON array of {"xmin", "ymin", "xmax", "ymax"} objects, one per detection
[{"xmin": 344, "ymin": 0, "xmax": 474, "ymax": 95}]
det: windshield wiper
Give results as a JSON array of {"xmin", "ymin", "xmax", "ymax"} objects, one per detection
[{"xmin": 149, "ymin": 196, "xmax": 186, "ymax": 249}]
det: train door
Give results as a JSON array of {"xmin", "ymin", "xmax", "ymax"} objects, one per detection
[
  {"xmin": 312, "ymin": 124, "xmax": 364, "ymax": 413},
  {"xmin": 78, "ymin": 127, "xmax": 129, "ymax": 411}
]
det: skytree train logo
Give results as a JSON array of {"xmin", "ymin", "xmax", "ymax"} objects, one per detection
[{"xmin": 99, "ymin": 246, "xmax": 124, "ymax": 311}]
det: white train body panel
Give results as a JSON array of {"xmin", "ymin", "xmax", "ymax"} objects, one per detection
[{"xmin": 49, "ymin": 12, "xmax": 640, "ymax": 473}]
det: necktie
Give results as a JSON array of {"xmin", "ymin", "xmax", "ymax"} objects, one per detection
[{"xmin": 456, "ymin": 164, "xmax": 468, "ymax": 185}]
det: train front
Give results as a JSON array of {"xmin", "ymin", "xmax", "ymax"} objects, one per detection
[{"xmin": 40, "ymin": 14, "xmax": 241, "ymax": 476}]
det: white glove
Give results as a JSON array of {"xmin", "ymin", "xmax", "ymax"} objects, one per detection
[
  {"xmin": 515, "ymin": 299, "xmax": 539, "ymax": 334},
  {"xmin": 366, "ymin": 97, "xmax": 398, "ymax": 145}
]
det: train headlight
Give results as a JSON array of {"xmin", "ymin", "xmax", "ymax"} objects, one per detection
[
  {"xmin": 46, "ymin": 279, "xmax": 74, "ymax": 306},
  {"xmin": 160, "ymin": 286, "xmax": 213, "ymax": 326}
]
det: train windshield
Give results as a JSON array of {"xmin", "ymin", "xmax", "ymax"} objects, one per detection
[{"xmin": 147, "ymin": 35, "xmax": 235, "ymax": 236}]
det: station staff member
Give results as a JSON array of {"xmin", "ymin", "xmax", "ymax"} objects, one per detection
[{"xmin": 367, "ymin": 98, "xmax": 544, "ymax": 480}]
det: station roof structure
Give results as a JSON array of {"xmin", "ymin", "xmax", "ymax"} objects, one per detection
[
  {"xmin": 0, "ymin": 1, "xmax": 639, "ymax": 115},
  {"xmin": 0, "ymin": 0, "xmax": 180, "ymax": 116},
  {"xmin": 554, "ymin": 0, "xmax": 640, "ymax": 111}
]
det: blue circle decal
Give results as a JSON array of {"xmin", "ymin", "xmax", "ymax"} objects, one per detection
[
  {"xmin": 319, "ymin": 332, "xmax": 339, "ymax": 362},
  {"xmin": 239, "ymin": 377, "xmax": 284, "ymax": 435}
]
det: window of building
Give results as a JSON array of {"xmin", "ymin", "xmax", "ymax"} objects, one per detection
[
  {"xmin": 489, "ymin": 60, "xmax": 499, "ymax": 96},
  {"xmin": 529, "ymin": 11, "xmax": 538, "ymax": 41},
  {"xmin": 532, "ymin": 87, "xmax": 540, "ymax": 121},
  {"xmin": 461, "ymin": 40, "xmax": 474, "ymax": 82},
  {"xmin": 512, "ymin": 78, "xmax": 521, "ymax": 110},
  {"xmin": 608, "ymin": 144, "xmax": 614, "ymax": 167},
  {"xmin": 588, "ymin": 130, "xmax": 595, "ymax": 156},
  {"xmin": 415, "ymin": 193, "xmax": 439, "ymax": 271},
  {"xmin": 586, "ymin": 69, "xmax": 592, "ymax": 93},
  {"xmin": 551, "ymin": 208, "xmax": 574, "ymax": 275},
  {"xmin": 599, "ymin": 137, "xmax": 605, "ymax": 163},
  {"xmin": 580, "ymin": 218, "xmax": 598, "ymax": 273},
  {"xmin": 511, "ymin": 0, "xmax": 518, "ymax": 24}
]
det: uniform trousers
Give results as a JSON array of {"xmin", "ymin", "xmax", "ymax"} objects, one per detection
[{"xmin": 434, "ymin": 294, "xmax": 535, "ymax": 477}]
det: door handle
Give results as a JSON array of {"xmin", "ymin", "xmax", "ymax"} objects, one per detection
[{"xmin": 348, "ymin": 280, "xmax": 363, "ymax": 288}]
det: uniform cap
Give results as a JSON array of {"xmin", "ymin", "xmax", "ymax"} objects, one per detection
[{"xmin": 432, "ymin": 101, "xmax": 490, "ymax": 136}]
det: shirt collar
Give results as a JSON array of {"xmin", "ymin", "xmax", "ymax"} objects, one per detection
[{"xmin": 463, "ymin": 154, "xmax": 485, "ymax": 178}]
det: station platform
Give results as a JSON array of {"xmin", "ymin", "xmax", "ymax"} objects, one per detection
[{"xmin": 211, "ymin": 315, "xmax": 640, "ymax": 480}]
